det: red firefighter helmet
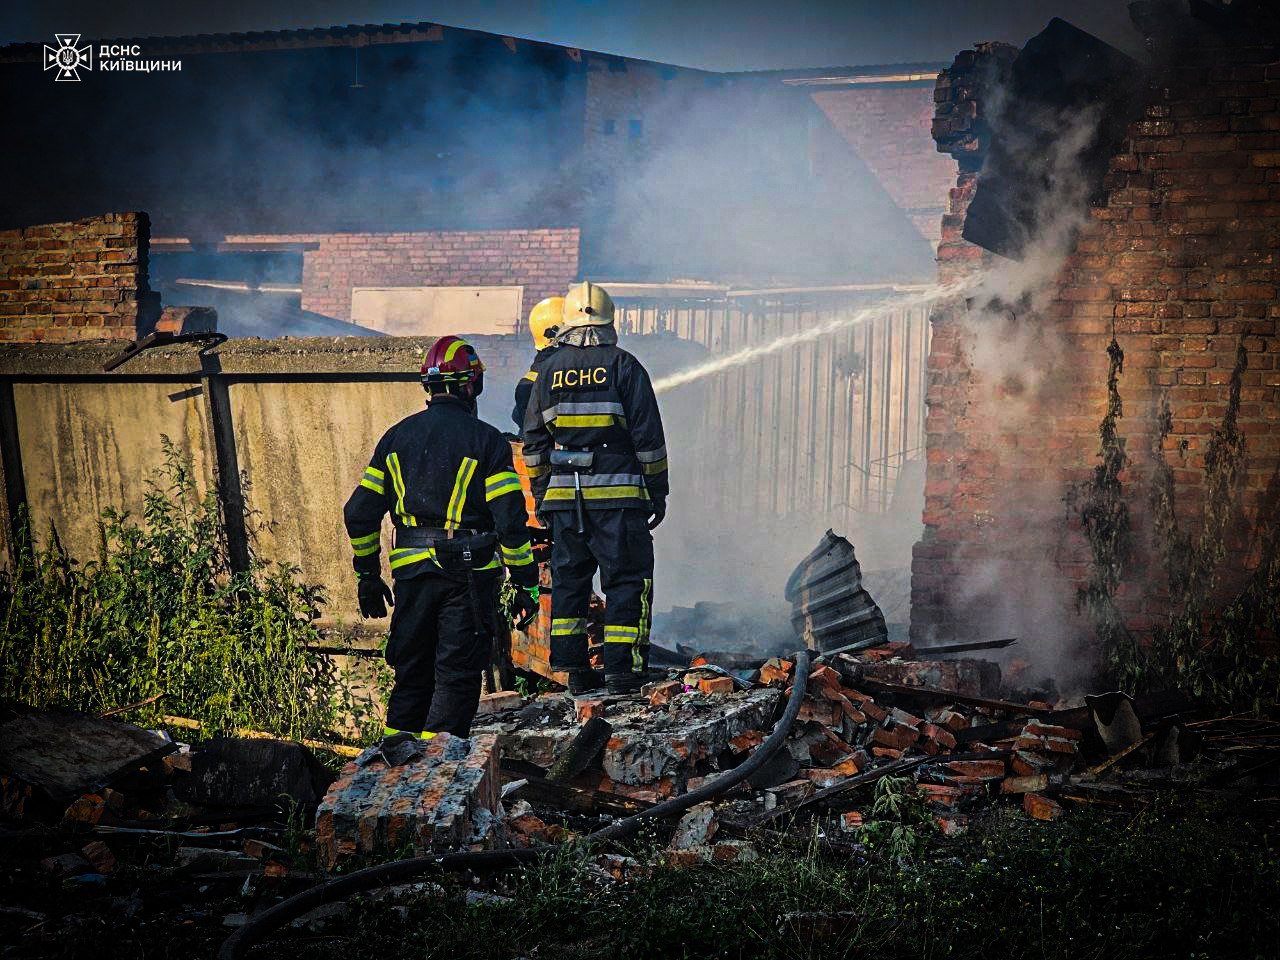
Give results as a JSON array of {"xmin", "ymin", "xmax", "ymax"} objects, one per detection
[{"xmin": 420, "ymin": 335, "xmax": 485, "ymax": 395}]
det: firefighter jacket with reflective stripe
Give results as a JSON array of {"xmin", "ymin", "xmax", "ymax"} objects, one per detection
[
  {"xmin": 343, "ymin": 395, "xmax": 537, "ymax": 585},
  {"xmin": 521, "ymin": 342, "xmax": 669, "ymax": 512},
  {"xmin": 511, "ymin": 345, "xmax": 558, "ymax": 434}
]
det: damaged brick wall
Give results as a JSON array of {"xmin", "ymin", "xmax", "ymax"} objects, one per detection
[
  {"xmin": 0, "ymin": 212, "xmax": 155, "ymax": 343},
  {"xmin": 297, "ymin": 228, "xmax": 581, "ymax": 324},
  {"xmin": 912, "ymin": 24, "xmax": 1280, "ymax": 657},
  {"xmin": 811, "ymin": 84, "xmax": 956, "ymax": 244}
]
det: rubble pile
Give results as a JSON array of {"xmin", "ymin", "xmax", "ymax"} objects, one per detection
[{"xmin": 2, "ymin": 639, "xmax": 1275, "ymax": 952}]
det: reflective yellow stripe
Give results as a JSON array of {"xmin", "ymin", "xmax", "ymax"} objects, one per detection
[
  {"xmin": 389, "ymin": 547, "xmax": 436, "ymax": 569},
  {"xmin": 551, "ymin": 617, "xmax": 587, "ymax": 636},
  {"xmin": 350, "ymin": 531, "xmax": 380, "ymax": 557},
  {"xmin": 555, "ymin": 414, "xmax": 617, "ymax": 428},
  {"xmin": 501, "ymin": 542, "xmax": 535, "ymax": 566},
  {"xmin": 526, "ymin": 463, "xmax": 549, "ymax": 478},
  {"xmin": 443, "ymin": 338, "xmax": 465, "ymax": 362},
  {"xmin": 641, "ymin": 458, "xmax": 668, "ymax": 476},
  {"xmin": 485, "ymin": 471, "xmax": 522, "ymax": 502},
  {"xmin": 522, "ymin": 370, "xmax": 538, "ymax": 382},
  {"xmin": 445, "ymin": 457, "xmax": 478, "ymax": 531},
  {"xmin": 361, "ymin": 466, "xmax": 387, "ymax": 494},
  {"xmin": 386, "ymin": 453, "xmax": 416, "ymax": 527},
  {"xmin": 543, "ymin": 485, "xmax": 646, "ymax": 501},
  {"xmin": 604, "ymin": 625, "xmax": 639, "ymax": 643},
  {"xmin": 639, "ymin": 578, "xmax": 652, "ymax": 644}
]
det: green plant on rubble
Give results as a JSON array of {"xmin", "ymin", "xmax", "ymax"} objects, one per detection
[
  {"xmin": 0, "ymin": 436, "xmax": 384, "ymax": 743},
  {"xmin": 859, "ymin": 774, "xmax": 935, "ymax": 861},
  {"xmin": 1076, "ymin": 337, "xmax": 1280, "ymax": 711}
]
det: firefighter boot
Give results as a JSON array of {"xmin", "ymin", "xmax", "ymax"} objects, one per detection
[
  {"xmin": 568, "ymin": 669, "xmax": 605, "ymax": 696},
  {"xmin": 605, "ymin": 672, "xmax": 645, "ymax": 696}
]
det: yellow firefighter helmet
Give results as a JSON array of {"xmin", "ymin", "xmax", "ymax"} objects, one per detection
[
  {"xmin": 562, "ymin": 281, "xmax": 615, "ymax": 329},
  {"xmin": 527, "ymin": 296, "xmax": 564, "ymax": 349}
]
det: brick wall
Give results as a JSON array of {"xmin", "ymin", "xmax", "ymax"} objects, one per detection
[
  {"xmin": 0, "ymin": 212, "xmax": 155, "ymax": 343},
  {"xmin": 911, "ymin": 26, "xmax": 1280, "ymax": 665},
  {"xmin": 291, "ymin": 228, "xmax": 580, "ymax": 323},
  {"xmin": 811, "ymin": 85, "xmax": 956, "ymax": 245}
]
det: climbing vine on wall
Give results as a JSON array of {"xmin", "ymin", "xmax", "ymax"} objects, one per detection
[{"xmin": 1076, "ymin": 338, "xmax": 1280, "ymax": 711}]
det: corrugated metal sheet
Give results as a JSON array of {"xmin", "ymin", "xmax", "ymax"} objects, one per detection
[{"xmin": 785, "ymin": 530, "xmax": 887, "ymax": 651}]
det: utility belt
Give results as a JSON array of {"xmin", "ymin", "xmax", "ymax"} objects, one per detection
[
  {"xmin": 394, "ymin": 525, "xmax": 498, "ymax": 576},
  {"xmin": 549, "ymin": 441, "xmax": 634, "ymax": 474}
]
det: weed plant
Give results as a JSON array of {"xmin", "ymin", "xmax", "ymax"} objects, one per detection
[
  {"xmin": 0, "ymin": 438, "xmax": 383, "ymax": 742},
  {"xmin": 1075, "ymin": 337, "xmax": 1280, "ymax": 711}
]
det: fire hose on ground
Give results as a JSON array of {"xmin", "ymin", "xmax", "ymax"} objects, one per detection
[{"xmin": 217, "ymin": 649, "xmax": 812, "ymax": 960}]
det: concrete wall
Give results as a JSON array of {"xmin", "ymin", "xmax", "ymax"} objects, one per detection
[
  {"xmin": 0, "ymin": 332, "xmax": 555, "ymax": 623},
  {"xmin": 229, "ymin": 379, "xmax": 421, "ymax": 622},
  {"xmin": 14, "ymin": 380, "xmax": 213, "ymax": 561}
]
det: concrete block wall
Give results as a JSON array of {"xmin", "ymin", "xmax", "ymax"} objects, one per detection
[
  {"xmin": 911, "ymin": 27, "xmax": 1280, "ymax": 654},
  {"xmin": 0, "ymin": 212, "xmax": 154, "ymax": 342}
]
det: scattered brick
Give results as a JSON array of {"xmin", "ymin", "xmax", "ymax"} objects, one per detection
[
  {"xmin": 697, "ymin": 676, "xmax": 735, "ymax": 696},
  {"xmin": 1020, "ymin": 721, "xmax": 1083, "ymax": 741},
  {"xmin": 763, "ymin": 779, "xmax": 814, "ymax": 810},
  {"xmin": 645, "ymin": 679, "xmax": 683, "ymax": 707},
  {"xmin": 1023, "ymin": 792, "xmax": 1064, "ymax": 822},
  {"xmin": 1001, "ymin": 774, "xmax": 1049, "ymax": 794},
  {"xmin": 476, "ymin": 691, "xmax": 524, "ymax": 716},
  {"xmin": 670, "ymin": 802, "xmax": 718, "ymax": 849},
  {"xmin": 759, "ymin": 658, "xmax": 794, "ymax": 687},
  {"xmin": 944, "ymin": 759, "xmax": 1006, "ymax": 780},
  {"xmin": 80, "ymin": 841, "xmax": 116, "ymax": 874},
  {"xmin": 921, "ymin": 722, "xmax": 958, "ymax": 750}
]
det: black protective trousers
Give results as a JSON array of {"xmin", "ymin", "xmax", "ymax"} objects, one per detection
[
  {"xmin": 384, "ymin": 568, "xmax": 501, "ymax": 737},
  {"xmin": 548, "ymin": 508, "xmax": 654, "ymax": 676}
]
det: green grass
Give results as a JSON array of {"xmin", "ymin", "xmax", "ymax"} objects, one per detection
[
  {"xmin": 0, "ymin": 438, "xmax": 384, "ymax": 744},
  {"xmin": 281, "ymin": 795, "xmax": 1277, "ymax": 960}
]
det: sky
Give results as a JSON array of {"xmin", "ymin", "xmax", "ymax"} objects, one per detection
[{"xmin": 2, "ymin": 1, "xmax": 1144, "ymax": 70}]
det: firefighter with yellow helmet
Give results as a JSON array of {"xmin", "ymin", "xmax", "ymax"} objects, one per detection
[
  {"xmin": 511, "ymin": 296, "xmax": 563, "ymax": 434},
  {"xmin": 522, "ymin": 282, "xmax": 669, "ymax": 696}
]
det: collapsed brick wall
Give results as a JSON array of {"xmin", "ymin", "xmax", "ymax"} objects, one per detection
[
  {"xmin": 0, "ymin": 212, "xmax": 154, "ymax": 343},
  {"xmin": 296, "ymin": 228, "xmax": 581, "ymax": 323},
  {"xmin": 912, "ymin": 26, "xmax": 1280, "ymax": 661},
  {"xmin": 811, "ymin": 85, "xmax": 956, "ymax": 244}
]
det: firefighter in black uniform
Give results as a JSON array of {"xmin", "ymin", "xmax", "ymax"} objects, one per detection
[
  {"xmin": 344, "ymin": 335, "xmax": 539, "ymax": 738},
  {"xmin": 522, "ymin": 282, "xmax": 669, "ymax": 696},
  {"xmin": 511, "ymin": 296, "xmax": 563, "ymax": 434}
]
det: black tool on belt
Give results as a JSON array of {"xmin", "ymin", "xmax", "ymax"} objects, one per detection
[
  {"xmin": 549, "ymin": 449, "xmax": 594, "ymax": 534},
  {"xmin": 395, "ymin": 526, "xmax": 498, "ymax": 638}
]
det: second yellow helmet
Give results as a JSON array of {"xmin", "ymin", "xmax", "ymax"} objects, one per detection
[
  {"xmin": 562, "ymin": 281, "xmax": 615, "ymax": 329},
  {"xmin": 527, "ymin": 296, "xmax": 564, "ymax": 350}
]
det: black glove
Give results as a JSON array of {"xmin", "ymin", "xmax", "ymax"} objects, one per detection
[
  {"xmin": 357, "ymin": 574, "xmax": 394, "ymax": 619},
  {"xmin": 648, "ymin": 499, "xmax": 667, "ymax": 530},
  {"xmin": 509, "ymin": 585, "xmax": 539, "ymax": 628}
]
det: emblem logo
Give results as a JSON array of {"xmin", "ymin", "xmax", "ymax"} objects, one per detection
[{"xmin": 43, "ymin": 34, "xmax": 92, "ymax": 81}]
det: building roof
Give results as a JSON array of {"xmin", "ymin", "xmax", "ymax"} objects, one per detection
[
  {"xmin": 0, "ymin": 21, "xmax": 933, "ymax": 83},
  {"xmin": 0, "ymin": 19, "xmax": 710, "ymax": 73}
]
